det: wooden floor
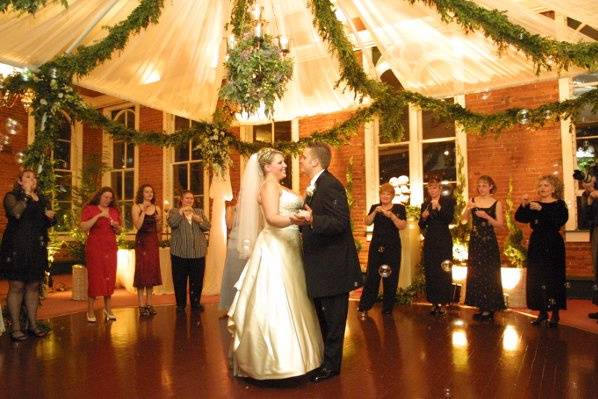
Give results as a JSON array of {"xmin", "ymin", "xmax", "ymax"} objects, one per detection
[{"xmin": 1, "ymin": 302, "xmax": 597, "ymax": 399}]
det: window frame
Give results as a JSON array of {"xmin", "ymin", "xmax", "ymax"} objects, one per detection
[
  {"xmin": 162, "ymin": 113, "xmax": 210, "ymax": 217},
  {"xmin": 102, "ymin": 104, "xmax": 140, "ymax": 233}
]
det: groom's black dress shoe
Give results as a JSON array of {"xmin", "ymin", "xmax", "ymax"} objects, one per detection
[{"xmin": 310, "ymin": 367, "xmax": 338, "ymax": 383}]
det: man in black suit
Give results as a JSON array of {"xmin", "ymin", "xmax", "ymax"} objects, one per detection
[{"xmin": 294, "ymin": 142, "xmax": 362, "ymax": 382}]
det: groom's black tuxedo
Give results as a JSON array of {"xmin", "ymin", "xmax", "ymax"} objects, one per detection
[
  {"xmin": 301, "ymin": 170, "xmax": 362, "ymax": 374},
  {"xmin": 302, "ymin": 170, "xmax": 362, "ymax": 297}
]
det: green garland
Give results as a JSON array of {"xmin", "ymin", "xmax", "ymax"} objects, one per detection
[
  {"xmin": 0, "ymin": 0, "xmax": 596, "ymax": 192},
  {"xmin": 309, "ymin": 0, "xmax": 598, "ymax": 137},
  {"xmin": 0, "ymin": 0, "xmax": 67, "ymax": 14},
  {"xmin": 406, "ymin": 0, "xmax": 598, "ymax": 73},
  {"xmin": 451, "ymin": 148, "xmax": 470, "ymax": 249}
]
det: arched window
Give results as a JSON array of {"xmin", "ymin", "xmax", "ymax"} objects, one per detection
[
  {"xmin": 109, "ymin": 107, "xmax": 136, "ymax": 230},
  {"xmin": 171, "ymin": 116, "xmax": 209, "ymax": 208}
]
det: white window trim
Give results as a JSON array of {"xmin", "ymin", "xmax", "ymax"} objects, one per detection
[
  {"xmin": 243, "ymin": 121, "xmax": 299, "ymax": 191},
  {"xmin": 162, "ymin": 113, "xmax": 210, "ymax": 216},
  {"xmin": 101, "ymin": 103, "xmax": 140, "ymax": 189},
  {"xmin": 27, "ymin": 112, "xmax": 81, "ymax": 237},
  {"xmin": 101, "ymin": 104, "xmax": 139, "ymax": 234},
  {"xmin": 366, "ymin": 99, "xmax": 466, "ymax": 212}
]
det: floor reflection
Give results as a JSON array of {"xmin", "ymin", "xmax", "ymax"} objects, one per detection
[{"xmin": 0, "ymin": 303, "xmax": 597, "ymax": 398}]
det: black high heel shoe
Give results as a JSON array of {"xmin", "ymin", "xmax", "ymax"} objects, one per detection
[
  {"xmin": 531, "ymin": 311, "xmax": 548, "ymax": 325},
  {"xmin": 548, "ymin": 310, "xmax": 560, "ymax": 327}
]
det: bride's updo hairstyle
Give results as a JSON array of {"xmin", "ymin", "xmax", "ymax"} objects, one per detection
[{"xmin": 257, "ymin": 147, "xmax": 283, "ymax": 174}]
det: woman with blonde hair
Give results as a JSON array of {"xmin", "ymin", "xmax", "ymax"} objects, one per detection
[
  {"xmin": 228, "ymin": 147, "xmax": 323, "ymax": 380},
  {"xmin": 418, "ymin": 176, "xmax": 455, "ymax": 315},
  {"xmin": 515, "ymin": 175, "xmax": 568, "ymax": 326},
  {"xmin": 358, "ymin": 183, "xmax": 407, "ymax": 317},
  {"xmin": 463, "ymin": 175, "xmax": 505, "ymax": 320}
]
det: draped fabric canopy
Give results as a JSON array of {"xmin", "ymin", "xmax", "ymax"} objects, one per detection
[{"xmin": 0, "ymin": 0, "xmax": 592, "ymax": 122}]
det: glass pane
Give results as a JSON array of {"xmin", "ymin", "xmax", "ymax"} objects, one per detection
[
  {"xmin": 125, "ymin": 110, "xmax": 135, "ymax": 129},
  {"xmin": 56, "ymin": 172, "xmax": 72, "ymax": 202},
  {"xmin": 173, "ymin": 164, "xmax": 188, "ymax": 196},
  {"xmin": 379, "ymin": 145, "xmax": 409, "ymax": 184},
  {"xmin": 274, "ymin": 121, "xmax": 292, "ymax": 142},
  {"xmin": 55, "ymin": 140, "xmax": 71, "ymax": 170},
  {"xmin": 379, "ymin": 106, "xmax": 409, "ymax": 144},
  {"xmin": 57, "ymin": 115, "xmax": 71, "ymax": 141},
  {"xmin": 422, "ymin": 141, "xmax": 456, "ymax": 181},
  {"xmin": 175, "ymin": 142, "xmax": 189, "ymax": 162},
  {"xmin": 576, "ymin": 137, "xmax": 598, "ymax": 171},
  {"xmin": 125, "ymin": 142, "xmax": 135, "ymax": 167},
  {"xmin": 113, "ymin": 142, "xmax": 124, "ymax": 168},
  {"xmin": 254, "ymin": 123, "xmax": 272, "ymax": 142},
  {"xmin": 190, "ymin": 162, "xmax": 204, "ymax": 195},
  {"xmin": 423, "ymin": 99, "xmax": 455, "ymax": 140},
  {"xmin": 124, "ymin": 171, "xmax": 134, "ymax": 200},
  {"xmin": 111, "ymin": 171, "xmax": 123, "ymax": 200},
  {"xmin": 576, "ymin": 124, "xmax": 598, "ymax": 139},
  {"xmin": 175, "ymin": 116, "xmax": 190, "ymax": 131},
  {"xmin": 191, "ymin": 137, "xmax": 202, "ymax": 160}
]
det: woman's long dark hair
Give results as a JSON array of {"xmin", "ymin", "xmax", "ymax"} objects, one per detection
[
  {"xmin": 135, "ymin": 184, "xmax": 156, "ymax": 205},
  {"xmin": 88, "ymin": 186, "xmax": 117, "ymax": 208}
]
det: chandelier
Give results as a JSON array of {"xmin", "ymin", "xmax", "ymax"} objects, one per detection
[{"xmin": 219, "ymin": 2, "xmax": 294, "ymax": 119}]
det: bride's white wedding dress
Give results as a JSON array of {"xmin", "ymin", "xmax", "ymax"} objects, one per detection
[{"xmin": 228, "ymin": 189, "xmax": 323, "ymax": 379}]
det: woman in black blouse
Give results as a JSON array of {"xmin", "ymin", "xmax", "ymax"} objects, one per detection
[
  {"xmin": 418, "ymin": 177, "xmax": 455, "ymax": 315},
  {"xmin": 358, "ymin": 183, "xmax": 407, "ymax": 317},
  {"xmin": 0, "ymin": 170, "xmax": 55, "ymax": 340},
  {"xmin": 515, "ymin": 175, "xmax": 568, "ymax": 326}
]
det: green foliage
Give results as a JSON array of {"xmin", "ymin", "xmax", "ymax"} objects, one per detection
[
  {"xmin": 504, "ymin": 178, "xmax": 527, "ymax": 267},
  {"xmin": 219, "ymin": 34, "xmax": 293, "ymax": 119},
  {"xmin": 1, "ymin": 0, "xmax": 596, "ymax": 199},
  {"xmin": 395, "ymin": 272, "xmax": 426, "ymax": 305},
  {"xmin": 405, "ymin": 0, "xmax": 598, "ymax": 73},
  {"xmin": 451, "ymin": 148, "xmax": 470, "ymax": 248},
  {"xmin": 0, "ymin": 0, "xmax": 67, "ymax": 14}
]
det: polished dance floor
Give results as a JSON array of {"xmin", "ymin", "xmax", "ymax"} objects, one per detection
[{"xmin": 1, "ymin": 302, "xmax": 597, "ymax": 398}]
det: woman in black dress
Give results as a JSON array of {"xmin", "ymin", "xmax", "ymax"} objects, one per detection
[
  {"xmin": 418, "ymin": 177, "xmax": 455, "ymax": 315},
  {"xmin": 358, "ymin": 183, "xmax": 407, "ymax": 317},
  {"xmin": 515, "ymin": 175, "xmax": 568, "ymax": 327},
  {"xmin": 463, "ymin": 175, "xmax": 505, "ymax": 320},
  {"xmin": 0, "ymin": 170, "xmax": 56, "ymax": 340}
]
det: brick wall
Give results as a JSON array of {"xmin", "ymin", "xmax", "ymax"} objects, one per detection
[
  {"xmin": 465, "ymin": 79, "xmax": 592, "ymax": 278},
  {"xmin": 0, "ymin": 102, "xmax": 29, "ymax": 234},
  {"xmin": 138, "ymin": 106, "xmax": 164, "ymax": 205}
]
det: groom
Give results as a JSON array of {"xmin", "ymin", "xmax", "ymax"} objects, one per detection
[{"xmin": 295, "ymin": 142, "xmax": 362, "ymax": 382}]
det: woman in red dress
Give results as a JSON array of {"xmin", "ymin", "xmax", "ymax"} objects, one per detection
[
  {"xmin": 132, "ymin": 184, "xmax": 162, "ymax": 317},
  {"xmin": 80, "ymin": 187, "xmax": 121, "ymax": 322}
]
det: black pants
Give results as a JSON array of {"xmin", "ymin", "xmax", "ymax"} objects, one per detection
[
  {"xmin": 314, "ymin": 292, "xmax": 349, "ymax": 373},
  {"xmin": 359, "ymin": 245, "xmax": 401, "ymax": 313},
  {"xmin": 171, "ymin": 255, "xmax": 205, "ymax": 308}
]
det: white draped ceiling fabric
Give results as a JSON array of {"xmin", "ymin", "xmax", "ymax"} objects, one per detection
[{"xmin": 0, "ymin": 0, "xmax": 593, "ymax": 122}]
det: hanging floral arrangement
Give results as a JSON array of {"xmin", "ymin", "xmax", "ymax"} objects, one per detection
[{"xmin": 219, "ymin": 3, "xmax": 293, "ymax": 119}]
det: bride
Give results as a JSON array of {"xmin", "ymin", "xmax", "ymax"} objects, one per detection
[{"xmin": 228, "ymin": 148, "xmax": 323, "ymax": 380}]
